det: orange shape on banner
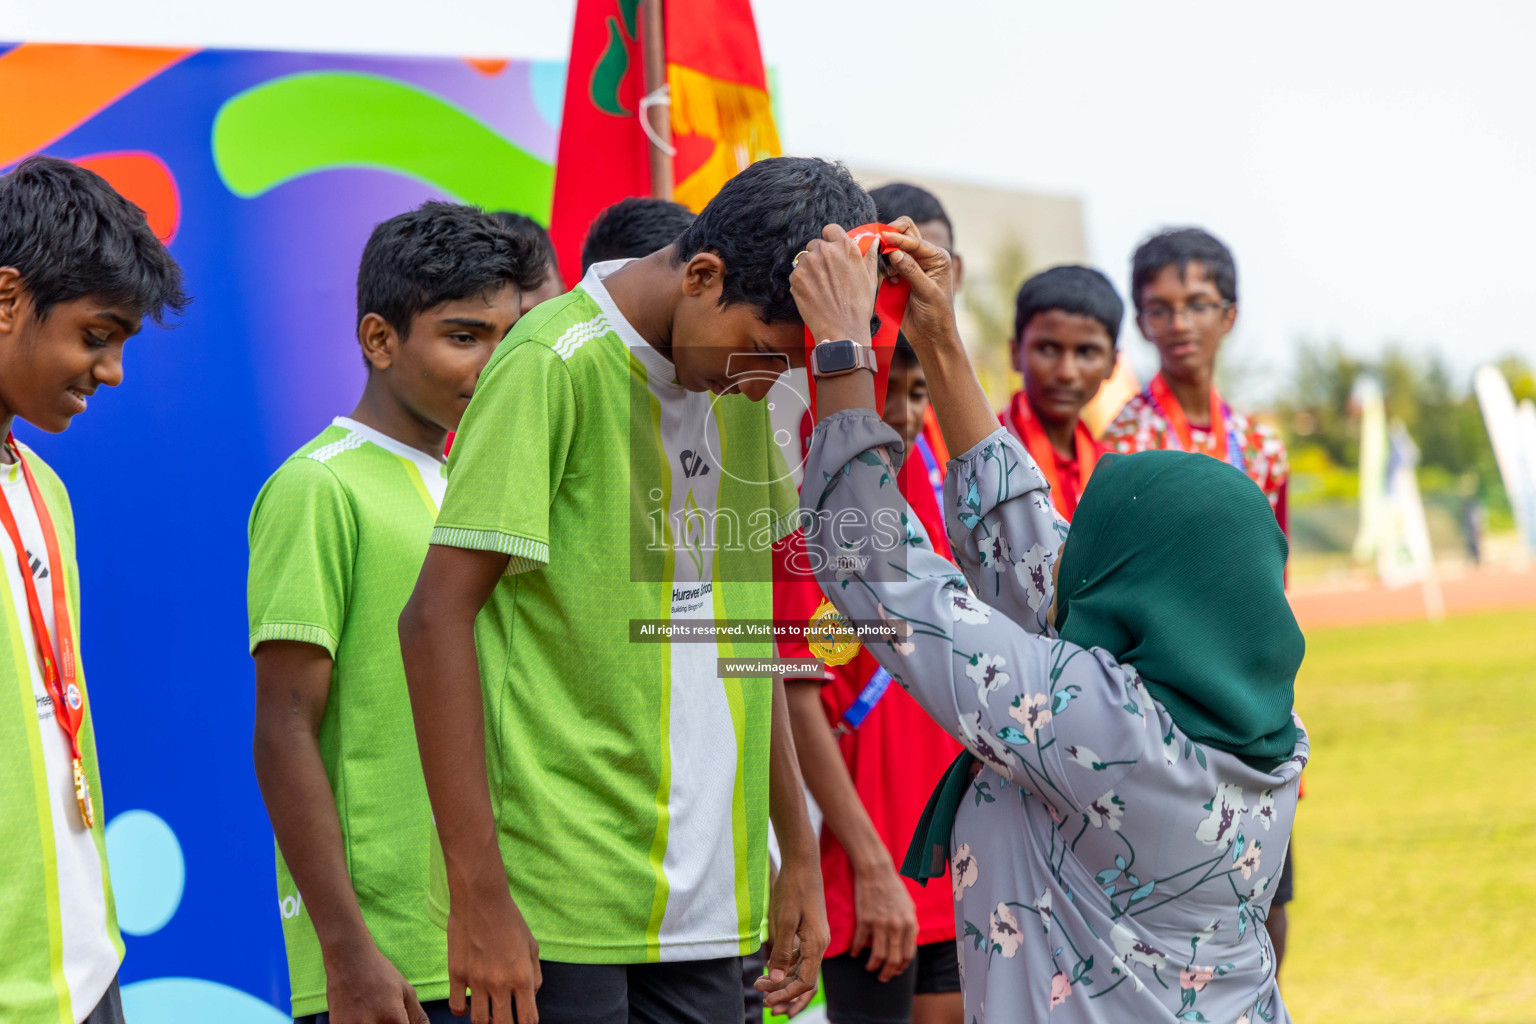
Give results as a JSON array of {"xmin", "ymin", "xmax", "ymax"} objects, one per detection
[
  {"xmin": 74, "ymin": 152, "xmax": 181, "ymax": 243},
  {"xmin": 462, "ymin": 57, "xmax": 510, "ymax": 76},
  {"xmin": 0, "ymin": 43, "xmax": 195, "ymax": 168}
]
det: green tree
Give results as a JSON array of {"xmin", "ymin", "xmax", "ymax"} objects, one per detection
[
  {"xmin": 1277, "ymin": 342, "xmax": 1525, "ymax": 512},
  {"xmin": 1275, "ymin": 339, "xmax": 1361, "ymax": 468}
]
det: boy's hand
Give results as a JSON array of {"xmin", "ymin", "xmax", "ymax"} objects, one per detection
[
  {"xmin": 879, "ymin": 218, "xmax": 959, "ymax": 352},
  {"xmin": 849, "ymin": 858, "xmax": 918, "ymax": 982},
  {"xmin": 448, "ymin": 868, "xmax": 542, "ymax": 1024},
  {"xmin": 323, "ymin": 939, "xmax": 430, "ymax": 1024},
  {"xmin": 770, "ymin": 978, "xmax": 819, "ymax": 1019},
  {"xmin": 790, "ymin": 223, "xmax": 880, "ymax": 345},
  {"xmin": 755, "ymin": 853, "xmax": 829, "ymax": 1009}
]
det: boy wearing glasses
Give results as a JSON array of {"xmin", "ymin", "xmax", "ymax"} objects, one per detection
[{"xmin": 1102, "ymin": 228, "xmax": 1289, "ymax": 524}]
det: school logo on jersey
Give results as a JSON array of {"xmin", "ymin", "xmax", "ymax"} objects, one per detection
[
  {"xmin": 64, "ymin": 683, "xmax": 82, "ymax": 711},
  {"xmin": 678, "ymin": 449, "xmax": 710, "ymax": 479}
]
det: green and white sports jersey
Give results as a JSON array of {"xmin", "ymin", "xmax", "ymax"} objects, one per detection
[
  {"xmin": 247, "ymin": 417, "xmax": 450, "ymax": 1017},
  {"xmin": 0, "ymin": 447, "xmax": 122, "ymax": 1024},
  {"xmin": 428, "ymin": 261, "xmax": 798, "ymax": 963}
]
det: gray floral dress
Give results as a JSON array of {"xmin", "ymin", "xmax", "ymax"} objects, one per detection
[{"xmin": 803, "ymin": 410, "xmax": 1308, "ymax": 1024}]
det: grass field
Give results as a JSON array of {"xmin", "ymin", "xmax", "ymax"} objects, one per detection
[{"xmin": 1284, "ymin": 608, "xmax": 1536, "ymax": 1022}]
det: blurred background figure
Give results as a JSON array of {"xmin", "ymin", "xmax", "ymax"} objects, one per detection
[
  {"xmin": 493, "ymin": 211, "xmax": 566, "ymax": 312},
  {"xmin": 580, "ymin": 195, "xmax": 696, "ymax": 274}
]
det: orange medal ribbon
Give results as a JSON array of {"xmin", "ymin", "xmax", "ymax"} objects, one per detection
[
  {"xmin": 0, "ymin": 435, "xmax": 92, "ymax": 829},
  {"xmin": 1148, "ymin": 373, "xmax": 1228, "ymax": 464},
  {"xmin": 1003, "ymin": 393, "xmax": 1098, "ymax": 516},
  {"xmin": 802, "ymin": 223, "xmax": 911, "ymax": 419}
]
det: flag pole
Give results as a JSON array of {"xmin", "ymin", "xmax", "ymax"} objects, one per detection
[{"xmin": 641, "ymin": 0, "xmax": 674, "ymax": 200}]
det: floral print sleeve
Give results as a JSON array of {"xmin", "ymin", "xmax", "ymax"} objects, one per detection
[
  {"xmin": 945, "ymin": 428, "xmax": 1069, "ymax": 634},
  {"xmin": 804, "ymin": 410, "xmax": 1307, "ymax": 1024},
  {"xmin": 804, "ymin": 411, "xmax": 1155, "ymax": 823}
]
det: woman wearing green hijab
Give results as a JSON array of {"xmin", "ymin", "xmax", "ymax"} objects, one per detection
[{"xmin": 789, "ymin": 222, "xmax": 1307, "ymax": 1023}]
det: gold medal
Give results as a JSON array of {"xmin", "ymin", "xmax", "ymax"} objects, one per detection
[
  {"xmin": 806, "ymin": 597, "xmax": 860, "ymax": 666},
  {"xmin": 72, "ymin": 757, "xmax": 94, "ymax": 830}
]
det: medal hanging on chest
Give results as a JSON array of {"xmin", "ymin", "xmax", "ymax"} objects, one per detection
[{"xmin": 0, "ymin": 435, "xmax": 92, "ymax": 828}]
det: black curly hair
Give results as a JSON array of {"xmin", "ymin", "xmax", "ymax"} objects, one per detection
[
  {"xmin": 671, "ymin": 157, "xmax": 876, "ymax": 326},
  {"xmin": 0, "ymin": 155, "xmax": 188, "ymax": 326},
  {"xmin": 358, "ymin": 201, "xmax": 547, "ymax": 337}
]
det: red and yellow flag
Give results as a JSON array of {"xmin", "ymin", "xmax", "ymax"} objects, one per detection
[
  {"xmin": 665, "ymin": 0, "xmax": 780, "ymax": 212},
  {"xmin": 548, "ymin": 0, "xmax": 780, "ymax": 284}
]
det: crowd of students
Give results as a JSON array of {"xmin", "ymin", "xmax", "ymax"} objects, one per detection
[{"xmin": 1, "ymin": 152, "xmax": 1299, "ymax": 1024}]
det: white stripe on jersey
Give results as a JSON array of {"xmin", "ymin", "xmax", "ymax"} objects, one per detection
[
  {"xmin": 649, "ymin": 362, "xmax": 745, "ymax": 958},
  {"xmin": 307, "ymin": 431, "xmax": 368, "ymax": 464},
  {"xmin": 552, "ymin": 314, "xmax": 611, "ymax": 361}
]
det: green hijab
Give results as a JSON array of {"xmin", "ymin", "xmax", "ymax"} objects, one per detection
[
  {"xmin": 1055, "ymin": 449, "xmax": 1302, "ymax": 765},
  {"xmin": 904, "ymin": 449, "xmax": 1303, "ymax": 884}
]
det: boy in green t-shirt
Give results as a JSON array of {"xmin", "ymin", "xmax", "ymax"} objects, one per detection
[
  {"xmin": 400, "ymin": 157, "xmax": 877, "ymax": 1024},
  {"xmin": 0, "ymin": 156, "xmax": 186, "ymax": 1024},
  {"xmin": 247, "ymin": 202, "xmax": 542, "ymax": 1024}
]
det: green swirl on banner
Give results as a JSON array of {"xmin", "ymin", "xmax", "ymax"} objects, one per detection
[{"xmin": 212, "ymin": 71, "xmax": 553, "ymax": 219}]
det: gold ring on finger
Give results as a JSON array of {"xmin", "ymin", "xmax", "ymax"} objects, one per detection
[{"xmin": 792, "ymin": 250, "xmax": 809, "ymax": 268}]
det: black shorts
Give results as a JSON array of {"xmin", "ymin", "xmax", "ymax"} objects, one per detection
[
  {"xmin": 1272, "ymin": 844, "xmax": 1295, "ymax": 906},
  {"xmin": 741, "ymin": 947, "xmax": 766, "ymax": 1020},
  {"xmin": 822, "ymin": 940, "xmax": 961, "ymax": 1024},
  {"xmin": 297, "ymin": 957, "xmax": 746, "ymax": 1024},
  {"xmin": 298, "ymin": 999, "xmax": 463, "ymax": 1024},
  {"xmin": 83, "ymin": 977, "xmax": 125, "ymax": 1024}
]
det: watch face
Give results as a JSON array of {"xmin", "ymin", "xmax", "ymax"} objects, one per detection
[{"xmin": 815, "ymin": 340, "xmax": 857, "ymax": 374}]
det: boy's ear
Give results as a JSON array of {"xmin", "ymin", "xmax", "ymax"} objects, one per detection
[
  {"xmin": 680, "ymin": 252, "xmax": 725, "ymax": 299},
  {"xmin": 0, "ymin": 267, "xmax": 25, "ymax": 335},
  {"xmin": 357, "ymin": 312, "xmax": 399, "ymax": 371},
  {"xmin": 950, "ymin": 251, "xmax": 965, "ymax": 294}
]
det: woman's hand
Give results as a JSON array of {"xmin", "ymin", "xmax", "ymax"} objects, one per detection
[
  {"xmin": 875, "ymin": 218, "xmax": 998, "ymax": 455},
  {"xmin": 879, "ymin": 217, "xmax": 960, "ymax": 353},
  {"xmin": 790, "ymin": 223, "xmax": 880, "ymax": 345}
]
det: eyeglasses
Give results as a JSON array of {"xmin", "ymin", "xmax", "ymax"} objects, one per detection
[{"xmin": 1140, "ymin": 299, "xmax": 1232, "ymax": 331}]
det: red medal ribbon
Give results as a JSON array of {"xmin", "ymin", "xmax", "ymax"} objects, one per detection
[
  {"xmin": 802, "ymin": 223, "xmax": 911, "ymax": 420},
  {"xmin": 1002, "ymin": 392, "xmax": 1098, "ymax": 518},
  {"xmin": 0, "ymin": 434, "xmax": 92, "ymax": 829},
  {"xmin": 1148, "ymin": 372, "xmax": 1228, "ymax": 464}
]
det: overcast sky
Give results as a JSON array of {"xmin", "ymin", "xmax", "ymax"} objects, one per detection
[{"xmin": 8, "ymin": 0, "xmax": 1534, "ymax": 393}]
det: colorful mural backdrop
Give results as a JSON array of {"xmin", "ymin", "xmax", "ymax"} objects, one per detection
[{"xmin": 0, "ymin": 42, "xmax": 566, "ymax": 1021}]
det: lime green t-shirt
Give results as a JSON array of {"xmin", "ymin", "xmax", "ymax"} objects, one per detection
[
  {"xmin": 428, "ymin": 262, "xmax": 798, "ymax": 963},
  {"xmin": 0, "ymin": 446, "xmax": 122, "ymax": 1024},
  {"xmin": 247, "ymin": 418, "xmax": 450, "ymax": 1016}
]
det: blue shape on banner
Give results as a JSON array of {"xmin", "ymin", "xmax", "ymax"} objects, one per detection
[
  {"xmin": 122, "ymin": 978, "xmax": 289, "ymax": 1024},
  {"xmin": 104, "ymin": 809, "xmax": 185, "ymax": 937},
  {"xmin": 530, "ymin": 60, "xmax": 567, "ymax": 128}
]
